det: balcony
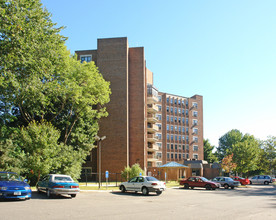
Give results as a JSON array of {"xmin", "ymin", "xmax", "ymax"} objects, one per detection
[
  {"xmin": 147, "ymin": 104, "xmax": 158, "ymax": 113},
  {"xmin": 147, "ymin": 143, "xmax": 159, "ymax": 152},
  {"xmin": 147, "ymin": 124, "xmax": 159, "ymax": 133},
  {"xmin": 147, "ymin": 134, "xmax": 158, "ymax": 143},
  {"xmin": 147, "ymin": 154, "xmax": 159, "ymax": 162},
  {"xmin": 147, "ymin": 113, "xmax": 158, "ymax": 123},
  {"xmin": 147, "ymin": 94, "xmax": 159, "ymax": 104}
]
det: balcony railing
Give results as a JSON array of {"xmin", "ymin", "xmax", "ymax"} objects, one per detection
[
  {"xmin": 147, "ymin": 124, "xmax": 159, "ymax": 133},
  {"xmin": 147, "ymin": 143, "xmax": 159, "ymax": 152},
  {"xmin": 147, "ymin": 134, "xmax": 158, "ymax": 143},
  {"xmin": 147, "ymin": 113, "xmax": 158, "ymax": 123},
  {"xmin": 147, "ymin": 104, "xmax": 158, "ymax": 113}
]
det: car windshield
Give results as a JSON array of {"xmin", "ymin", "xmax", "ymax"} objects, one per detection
[
  {"xmin": 54, "ymin": 176, "xmax": 73, "ymax": 182},
  {"xmin": 145, "ymin": 176, "xmax": 159, "ymax": 182},
  {"xmin": 201, "ymin": 177, "xmax": 208, "ymax": 182},
  {"xmin": 0, "ymin": 173, "xmax": 22, "ymax": 181}
]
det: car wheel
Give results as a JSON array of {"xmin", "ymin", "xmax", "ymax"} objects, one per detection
[
  {"xmin": 46, "ymin": 190, "xmax": 52, "ymax": 198},
  {"xmin": 142, "ymin": 187, "xmax": 149, "ymax": 195},
  {"xmin": 205, "ymin": 184, "xmax": 212, "ymax": 190},
  {"xmin": 70, "ymin": 194, "xmax": 76, "ymax": 198},
  {"xmin": 156, "ymin": 191, "xmax": 162, "ymax": 196},
  {"xmin": 120, "ymin": 185, "xmax": 126, "ymax": 193},
  {"xmin": 249, "ymin": 181, "xmax": 252, "ymax": 185},
  {"xmin": 184, "ymin": 183, "xmax": 189, "ymax": 189},
  {"xmin": 231, "ymin": 186, "xmax": 234, "ymax": 189},
  {"xmin": 190, "ymin": 186, "xmax": 194, "ymax": 189},
  {"xmin": 264, "ymin": 181, "xmax": 269, "ymax": 185},
  {"xmin": 224, "ymin": 184, "xmax": 229, "ymax": 189}
]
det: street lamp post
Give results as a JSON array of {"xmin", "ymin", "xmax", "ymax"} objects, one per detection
[{"xmin": 95, "ymin": 135, "xmax": 106, "ymax": 189}]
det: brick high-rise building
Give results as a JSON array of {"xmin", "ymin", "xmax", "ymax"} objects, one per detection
[{"xmin": 75, "ymin": 37, "xmax": 203, "ymax": 178}]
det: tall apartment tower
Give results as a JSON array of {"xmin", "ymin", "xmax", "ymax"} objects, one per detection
[{"xmin": 75, "ymin": 37, "xmax": 203, "ymax": 176}]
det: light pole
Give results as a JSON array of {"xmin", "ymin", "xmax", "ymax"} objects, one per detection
[{"xmin": 95, "ymin": 135, "xmax": 106, "ymax": 189}]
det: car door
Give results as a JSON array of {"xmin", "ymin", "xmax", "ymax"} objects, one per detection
[
  {"xmin": 258, "ymin": 176, "xmax": 264, "ymax": 184},
  {"xmin": 135, "ymin": 177, "xmax": 145, "ymax": 191},
  {"xmin": 125, "ymin": 177, "xmax": 137, "ymax": 191}
]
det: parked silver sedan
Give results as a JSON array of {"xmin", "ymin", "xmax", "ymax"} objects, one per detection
[
  {"xmin": 119, "ymin": 176, "xmax": 166, "ymax": 195},
  {"xmin": 212, "ymin": 177, "xmax": 240, "ymax": 189}
]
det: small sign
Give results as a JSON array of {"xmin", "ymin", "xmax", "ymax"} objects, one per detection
[
  {"xmin": 105, "ymin": 170, "xmax": 109, "ymax": 179},
  {"xmin": 139, "ymin": 172, "xmax": 142, "ymax": 176}
]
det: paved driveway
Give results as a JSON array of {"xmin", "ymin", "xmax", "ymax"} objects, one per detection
[{"xmin": 1, "ymin": 185, "xmax": 275, "ymax": 220}]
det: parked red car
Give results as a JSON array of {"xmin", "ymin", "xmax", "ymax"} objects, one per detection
[
  {"xmin": 179, "ymin": 176, "xmax": 220, "ymax": 190},
  {"xmin": 232, "ymin": 176, "xmax": 250, "ymax": 185}
]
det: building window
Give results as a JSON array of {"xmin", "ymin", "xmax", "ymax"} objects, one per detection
[
  {"xmin": 192, "ymin": 102, "xmax": 198, "ymax": 109},
  {"xmin": 157, "ymin": 114, "xmax": 162, "ymax": 121},
  {"xmin": 193, "ymin": 111, "xmax": 198, "ymax": 117},
  {"xmin": 193, "ymin": 119, "xmax": 198, "ymax": 126},
  {"xmin": 175, "ymin": 108, "xmax": 177, "ymax": 114},
  {"xmin": 175, "ymin": 135, "xmax": 177, "ymax": 141},
  {"xmin": 175, "ymin": 144, "xmax": 177, "ymax": 150},
  {"xmin": 170, "ymin": 107, "xmax": 173, "ymax": 113},
  {"xmin": 178, "ymin": 108, "xmax": 181, "ymax": 114},
  {"xmin": 157, "ymin": 124, "xmax": 162, "ymax": 131},
  {"xmin": 158, "ymin": 105, "xmax": 162, "ymax": 111},
  {"xmin": 167, "ymin": 116, "xmax": 169, "ymax": 122},
  {"xmin": 175, "ymin": 125, "xmax": 177, "ymax": 131},
  {"xmin": 182, "ymin": 136, "xmax": 185, "ymax": 141},
  {"xmin": 167, "ymin": 153, "xmax": 170, "ymax": 159},
  {"xmin": 187, "ymin": 153, "xmax": 189, "ymax": 159},
  {"xmin": 170, "ymin": 98, "xmax": 173, "ymax": 104},
  {"xmin": 178, "ymin": 100, "xmax": 181, "ymax": 105},
  {"xmin": 193, "ymin": 128, "xmax": 198, "ymax": 134},
  {"xmin": 171, "ymin": 116, "xmax": 173, "ymax": 122},
  {"xmin": 186, "ymin": 100, "xmax": 189, "ymax": 107},
  {"xmin": 175, "ymin": 117, "xmax": 177, "ymax": 122},
  {"xmin": 179, "ymin": 126, "xmax": 181, "ymax": 132},
  {"xmin": 166, "ymin": 107, "xmax": 169, "ymax": 112},
  {"xmin": 186, "ymin": 145, "xmax": 189, "ymax": 150},
  {"xmin": 157, "ymin": 133, "xmax": 162, "ymax": 140},
  {"xmin": 167, "ymin": 97, "xmax": 169, "ymax": 103},
  {"xmin": 167, "ymin": 134, "xmax": 170, "ymax": 140},
  {"xmin": 186, "ymin": 118, "xmax": 189, "ymax": 125},
  {"xmin": 179, "ymin": 136, "xmax": 181, "ymax": 141},
  {"xmin": 182, "ymin": 109, "xmax": 185, "ymax": 115},
  {"xmin": 182, "ymin": 127, "xmax": 185, "ymax": 133},
  {"xmin": 178, "ymin": 145, "xmax": 182, "ymax": 150},
  {"xmin": 158, "ymin": 96, "xmax": 162, "ymax": 102},
  {"xmin": 193, "ymin": 145, "xmax": 198, "ymax": 151},
  {"xmin": 193, "ymin": 154, "xmax": 198, "ymax": 159},
  {"xmin": 183, "ymin": 153, "xmax": 185, "ymax": 159},
  {"xmin": 186, "ymin": 127, "xmax": 189, "ymax": 134},
  {"xmin": 174, "ymin": 99, "xmax": 177, "ymax": 105},
  {"xmin": 175, "ymin": 153, "xmax": 177, "ymax": 159},
  {"xmin": 80, "ymin": 55, "xmax": 92, "ymax": 63},
  {"xmin": 178, "ymin": 117, "xmax": 181, "ymax": 123},
  {"xmin": 179, "ymin": 154, "xmax": 181, "ymax": 159},
  {"xmin": 171, "ymin": 144, "xmax": 174, "ymax": 150},
  {"xmin": 167, "ymin": 144, "xmax": 170, "ymax": 150},
  {"xmin": 182, "ymin": 145, "xmax": 185, "ymax": 150},
  {"xmin": 171, "ymin": 135, "xmax": 174, "ymax": 141},
  {"xmin": 171, "ymin": 125, "xmax": 173, "ymax": 131},
  {"xmin": 171, "ymin": 154, "xmax": 174, "ymax": 159},
  {"xmin": 167, "ymin": 125, "xmax": 169, "ymax": 131},
  {"xmin": 182, "ymin": 118, "xmax": 185, "ymax": 124},
  {"xmin": 193, "ymin": 136, "xmax": 198, "ymax": 143}
]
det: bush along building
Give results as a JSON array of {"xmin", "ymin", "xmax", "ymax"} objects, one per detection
[{"xmin": 76, "ymin": 37, "xmax": 203, "ymax": 181}]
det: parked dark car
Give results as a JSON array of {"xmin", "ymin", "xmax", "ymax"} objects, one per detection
[
  {"xmin": 179, "ymin": 176, "xmax": 220, "ymax": 190},
  {"xmin": 212, "ymin": 177, "xmax": 240, "ymax": 189},
  {"xmin": 36, "ymin": 174, "xmax": 80, "ymax": 198},
  {"xmin": 0, "ymin": 171, "xmax": 32, "ymax": 200}
]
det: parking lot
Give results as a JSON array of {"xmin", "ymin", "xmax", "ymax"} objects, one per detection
[{"xmin": 1, "ymin": 185, "xmax": 275, "ymax": 220}]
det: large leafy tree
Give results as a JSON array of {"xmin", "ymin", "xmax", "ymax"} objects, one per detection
[
  {"xmin": 258, "ymin": 136, "xmax": 276, "ymax": 175},
  {"xmin": 231, "ymin": 134, "xmax": 260, "ymax": 176},
  {"xmin": 217, "ymin": 129, "xmax": 243, "ymax": 161},
  {"xmin": 0, "ymin": 0, "xmax": 111, "ymax": 183},
  {"xmin": 203, "ymin": 139, "xmax": 218, "ymax": 163}
]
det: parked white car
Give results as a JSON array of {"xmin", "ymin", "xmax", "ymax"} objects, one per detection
[
  {"xmin": 119, "ymin": 176, "xmax": 166, "ymax": 195},
  {"xmin": 249, "ymin": 175, "xmax": 272, "ymax": 185}
]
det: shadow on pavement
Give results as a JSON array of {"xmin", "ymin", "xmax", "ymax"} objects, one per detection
[{"xmin": 111, "ymin": 191, "xmax": 161, "ymax": 197}]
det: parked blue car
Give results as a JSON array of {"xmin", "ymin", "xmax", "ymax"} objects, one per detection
[
  {"xmin": 36, "ymin": 174, "xmax": 80, "ymax": 198},
  {"xmin": 0, "ymin": 171, "xmax": 32, "ymax": 200}
]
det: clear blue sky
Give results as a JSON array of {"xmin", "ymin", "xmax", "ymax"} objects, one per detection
[{"xmin": 41, "ymin": 0, "xmax": 276, "ymax": 146}]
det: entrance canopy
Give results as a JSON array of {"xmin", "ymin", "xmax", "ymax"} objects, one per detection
[{"xmin": 160, "ymin": 162, "xmax": 188, "ymax": 168}]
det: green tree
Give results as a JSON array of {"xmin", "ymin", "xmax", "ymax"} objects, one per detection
[
  {"xmin": 0, "ymin": 0, "xmax": 111, "ymax": 183},
  {"xmin": 121, "ymin": 164, "xmax": 145, "ymax": 181},
  {"xmin": 203, "ymin": 139, "xmax": 218, "ymax": 163},
  {"xmin": 231, "ymin": 134, "xmax": 260, "ymax": 176},
  {"xmin": 217, "ymin": 129, "xmax": 243, "ymax": 161},
  {"xmin": 258, "ymin": 136, "xmax": 276, "ymax": 175}
]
